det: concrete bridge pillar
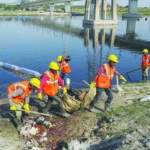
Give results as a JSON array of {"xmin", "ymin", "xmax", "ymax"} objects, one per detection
[
  {"xmin": 94, "ymin": 0, "xmax": 100, "ymax": 21},
  {"xmin": 122, "ymin": 0, "xmax": 142, "ymax": 18},
  {"xmin": 65, "ymin": 0, "xmax": 71, "ymax": 13},
  {"xmin": 84, "ymin": 0, "xmax": 91, "ymax": 20},
  {"xmin": 83, "ymin": 0, "xmax": 118, "ymax": 25},
  {"xmin": 129, "ymin": 0, "xmax": 138, "ymax": 14},
  {"xmin": 101, "ymin": 0, "xmax": 107, "ymax": 19},
  {"xmin": 111, "ymin": 0, "xmax": 117, "ymax": 20}
]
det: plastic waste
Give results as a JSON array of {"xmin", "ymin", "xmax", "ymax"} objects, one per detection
[{"xmin": 140, "ymin": 95, "xmax": 150, "ymax": 102}]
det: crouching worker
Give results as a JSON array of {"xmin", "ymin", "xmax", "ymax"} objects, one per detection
[
  {"xmin": 89, "ymin": 54, "xmax": 127, "ymax": 112},
  {"xmin": 7, "ymin": 78, "xmax": 40, "ymax": 127},
  {"xmin": 37, "ymin": 61, "xmax": 70, "ymax": 117}
]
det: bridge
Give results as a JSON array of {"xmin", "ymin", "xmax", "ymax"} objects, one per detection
[{"xmin": 19, "ymin": 0, "xmax": 142, "ymax": 25}]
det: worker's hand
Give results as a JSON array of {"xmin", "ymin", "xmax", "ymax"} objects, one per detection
[
  {"xmin": 37, "ymin": 92, "xmax": 43, "ymax": 100},
  {"xmin": 63, "ymin": 87, "xmax": 67, "ymax": 94},
  {"xmin": 23, "ymin": 104, "xmax": 30, "ymax": 113},
  {"xmin": 10, "ymin": 105, "xmax": 17, "ymax": 111},
  {"xmin": 89, "ymin": 82, "xmax": 95, "ymax": 89},
  {"xmin": 120, "ymin": 75, "xmax": 127, "ymax": 83}
]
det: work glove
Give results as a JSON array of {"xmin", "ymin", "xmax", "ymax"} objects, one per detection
[
  {"xmin": 63, "ymin": 87, "xmax": 67, "ymax": 94},
  {"xmin": 23, "ymin": 104, "xmax": 30, "ymax": 113},
  {"xmin": 89, "ymin": 82, "xmax": 95, "ymax": 89},
  {"xmin": 120, "ymin": 75, "xmax": 127, "ymax": 83},
  {"xmin": 10, "ymin": 105, "xmax": 17, "ymax": 111},
  {"xmin": 38, "ymin": 92, "xmax": 43, "ymax": 100}
]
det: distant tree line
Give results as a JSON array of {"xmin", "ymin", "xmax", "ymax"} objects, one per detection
[{"xmin": 0, "ymin": 3, "xmax": 18, "ymax": 10}]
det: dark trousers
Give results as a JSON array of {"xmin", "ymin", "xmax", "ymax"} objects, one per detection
[
  {"xmin": 44, "ymin": 95, "xmax": 65, "ymax": 113},
  {"xmin": 90, "ymin": 87, "xmax": 113, "ymax": 108}
]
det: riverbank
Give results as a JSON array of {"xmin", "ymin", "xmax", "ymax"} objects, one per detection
[
  {"xmin": 1, "ymin": 8, "xmax": 150, "ymax": 16},
  {"xmin": 0, "ymin": 81, "xmax": 150, "ymax": 149},
  {"xmin": 0, "ymin": 10, "xmax": 71, "ymax": 16}
]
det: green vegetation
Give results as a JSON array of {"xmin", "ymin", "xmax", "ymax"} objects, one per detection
[
  {"xmin": 0, "ymin": 3, "xmax": 18, "ymax": 11},
  {"xmin": 96, "ymin": 101, "xmax": 150, "ymax": 137},
  {"xmin": 0, "ymin": 3, "xmax": 150, "ymax": 16}
]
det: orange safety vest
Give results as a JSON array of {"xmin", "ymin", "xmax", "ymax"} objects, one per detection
[
  {"xmin": 43, "ymin": 70, "xmax": 59, "ymax": 96},
  {"xmin": 7, "ymin": 81, "xmax": 31, "ymax": 104},
  {"xmin": 60, "ymin": 61, "xmax": 71, "ymax": 74},
  {"xmin": 96, "ymin": 63, "xmax": 115, "ymax": 88},
  {"xmin": 141, "ymin": 55, "xmax": 150, "ymax": 67}
]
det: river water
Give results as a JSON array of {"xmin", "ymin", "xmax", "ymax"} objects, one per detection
[{"xmin": 0, "ymin": 15, "xmax": 150, "ymax": 92}]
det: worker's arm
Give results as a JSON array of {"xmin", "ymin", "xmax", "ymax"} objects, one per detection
[
  {"xmin": 58, "ymin": 76, "xmax": 65, "ymax": 88},
  {"xmin": 115, "ymin": 69, "xmax": 127, "ymax": 82},
  {"xmin": 38, "ymin": 74, "xmax": 48, "ymax": 93},
  {"xmin": 8, "ymin": 88, "xmax": 24, "ymax": 106},
  {"xmin": 24, "ymin": 95, "xmax": 30, "ymax": 104}
]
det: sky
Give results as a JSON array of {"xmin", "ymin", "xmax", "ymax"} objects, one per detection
[{"xmin": 0, "ymin": 0, "xmax": 150, "ymax": 7}]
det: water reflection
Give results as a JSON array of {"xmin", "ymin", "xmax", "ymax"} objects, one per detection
[
  {"xmin": 125, "ymin": 18, "xmax": 137, "ymax": 40},
  {"xmin": 0, "ymin": 16, "xmax": 150, "ymax": 87}
]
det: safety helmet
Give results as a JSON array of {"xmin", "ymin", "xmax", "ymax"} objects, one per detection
[
  {"xmin": 49, "ymin": 61, "xmax": 59, "ymax": 70},
  {"xmin": 30, "ymin": 78, "xmax": 40, "ymax": 88},
  {"xmin": 57, "ymin": 55, "xmax": 62, "ymax": 62},
  {"xmin": 143, "ymin": 49, "xmax": 148, "ymax": 53},
  {"xmin": 108, "ymin": 54, "xmax": 118, "ymax": 63}
]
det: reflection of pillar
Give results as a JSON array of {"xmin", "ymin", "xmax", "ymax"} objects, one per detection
[
  {"xmin": 99, "ymin": 29, "xmax": 105, "ymax": 46},
  {"xmin": 84, "ymin": 27, "xmax": 90, "ymax": 47},
  {"xmin": 50, "ymin": 3, "xmax": 55, "ymax": 14},
  {"xmin": 101, "ymin": 0, "xmax": 107, "ymax": 19},
  {"xmin": 84, "ymin": 0, "xmax": 91, "ymax": 20},
  {"xmin": 93, "ymin": 27, "xmax": 99, "ymax": 48},
  {"xmin": 94, "ymin": 0, "xmax": 100, "ymax": 20},
  {"xmin": 126, "ymin": 19, "xmax": 136, "ymax": 39},
  {"xmin": 64, "ymin": 16, "xmax": 71, "ymax": 27},
  {"xmin": 65, "ymin": 1, "xmax": 71, "ymax": 13},
  {"xmin": 111, "ymin": 0, "xmax": 117, "ymax": 20},
  {"xmin": 109, "ymin": 27, "xmax": 117, "ymax": 48},
  {"xmin": 129, "ymin": 0, "xmax": 138, "ymax": 14}
]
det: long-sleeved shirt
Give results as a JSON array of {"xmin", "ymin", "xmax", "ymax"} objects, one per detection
[
  {"xmin": 8, "ymin": 88, "xmax": 29, "ymax": 106},
  {"xmin": 38, "ymin": 74, "xmax": 65, "ymax": 93},
  {"xmin": 97, "ymin": 64, "xmax": 120, "ymax": 76}
]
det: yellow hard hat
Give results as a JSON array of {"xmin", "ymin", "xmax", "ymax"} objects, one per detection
[
  {"xmin": 30, "ymin": 78, "xmax": 40, "ymax": 88},
  {"xmin": 49, "ymin": 61, "xmax": 59, "ymax": 70},
  {"xmin": 57, "ymin": 55, "xmax": 62, "ymax": 62},
  {"xmin": 108, "ymin": 54, "xmax": 118, "ymax": 63},
  {"xmin": 143, "ymin": 49, "xmax": 148, "ymax": 53}
]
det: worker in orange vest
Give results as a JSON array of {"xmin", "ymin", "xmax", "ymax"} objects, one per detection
[
  {"xmin": 57, "ymin": 55, "xmax": 71, "ymax": 86},
  {"xmin": 7, "ymin": 78, "xmax": 40, "ymax": 126},
  {"xmin": 89, "ymin": 54, "xmax": 127, "ymax": 112},
  {"xmin": 141, "ymin": 49, "xmax": 150, "ymax": 81},
  {"xmin": 37, "ymin": 61, "xmax": 70, "ymax": 117}
]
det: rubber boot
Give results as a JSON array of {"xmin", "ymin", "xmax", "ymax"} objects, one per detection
[
  {"xmin": 104, "ymin": 103, "xmax": 111, "ymax": 112},
  {"xmin": 145, "ymin": 76, "xmax": 148, "ymax": 81}
]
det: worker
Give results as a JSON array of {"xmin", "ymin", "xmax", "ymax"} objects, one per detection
[
  {"xmin": 89, "ymin": 54, "xmax": 127, "ymax": 112},
  {"xmin": 8, "ymin": 78, "xmax": 40, "ymax": 127},
  {"xmin": 57, "ymin": 55, "xmax": 71, "ymax": 86},
  {"xmin": 141, "ymin": 49, "xmax": 150, "ymax": 81},
  {"xmin": 37, "ymin": 61, "xmax": 70, "ymax": 117}
]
